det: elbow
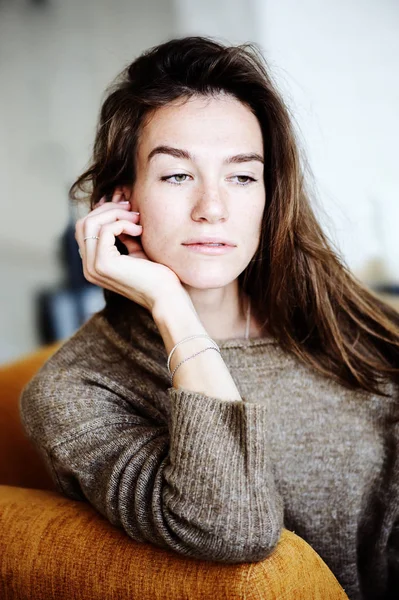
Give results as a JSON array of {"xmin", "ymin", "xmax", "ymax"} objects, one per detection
[
  {"xmin": 213, "ymin": 500, "xmax": 285, "ymax": 563},
  {"xmin": 214, "ymin": 523, "xmax": 283, "ymax": 564},
  {"xmin": 163, "ymin": 488, "xmax": 285, "ymax": 564},
  {"xmin": 164, "ymin": 516, "xmax": 283, "ymax": 564},
  {"xmin": 182, "ymin": 520, "xmax": 283, "ymax": 564}
]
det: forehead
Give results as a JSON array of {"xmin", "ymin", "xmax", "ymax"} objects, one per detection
[{"xmin": 138, "ymin": 94, "xmax": 263, "ymax": 154}]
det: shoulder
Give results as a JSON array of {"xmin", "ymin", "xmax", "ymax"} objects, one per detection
[
  {"xmin": 19, "ymin": 309, "xmax": 168, "ymax": 449},
  {"xmin": 31, "ymin": 309, "xmax": 140, "ymax": 375},
  {"xmin": 18, "ymin": 311, "xmax": 132, "ymax": 426},
  {"xmin": 19, "ymin": 306, "xmax": 169, "ymax": 420}
]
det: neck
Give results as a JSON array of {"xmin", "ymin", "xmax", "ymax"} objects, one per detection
[{"xmin": 182, "ymin": 282, "xmax": 250, "ymax": 341}]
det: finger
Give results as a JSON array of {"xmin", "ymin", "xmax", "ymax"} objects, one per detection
[
  {"xmin": 76, "ymin": 208, "xmax": 139, "ymax": 253},
  {"xmin": 85, "ymin": 219, "xmax": 143, "ymax": 277},
  {"xmin": 96, "ymin": 219, "xmax": 142, "ymax": 256},
  {"xmin": 75, "ymin": 200, "xmax": 131, "ymax": 241},
  {"xmin": 94, "ymin": 189, "xmax": 129, "ymax": 207},
  {"xmin": 100, "ymin": 219, "xmax": 143, "ymax": 242},
  {"xmin": 85, "ymin": 208, "xmax": 139, "ymax": 229},
  {"xmin": 76, "ymin": 192, "xmax": 138, "ymax": 262},
  {"xmin": 93, "ymin": 196, "xmax": 130, "ymax": 210},
  {"xmin": 93, "ymin": 195, "xmax": 107, "ymax": 208},
  {"xmin": 117, "ymin": 233, "xmax": 144, "ymax": 257}
]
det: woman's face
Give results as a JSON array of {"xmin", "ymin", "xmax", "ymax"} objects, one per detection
[{"xmin": 128, "ymin": 93, "xmax": 265, "ymax": 290}]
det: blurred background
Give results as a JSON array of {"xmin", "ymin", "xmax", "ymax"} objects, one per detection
[{"xmin": 0, "ymin": 0, "xmax": 398, "ymax": 363}]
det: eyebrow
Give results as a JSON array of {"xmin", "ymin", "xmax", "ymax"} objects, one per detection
[{"xmin": 147, "ymin": 145, "xmax": 264, "ymax": 165}]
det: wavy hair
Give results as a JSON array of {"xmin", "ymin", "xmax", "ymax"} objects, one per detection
[{"xmin": 70, "ymin": 35, "xmax": 399, "ymax": 396}]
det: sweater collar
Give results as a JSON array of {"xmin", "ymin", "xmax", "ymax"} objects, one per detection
[{"xmin": 128, "ymin": 301, "xmax": 277, "ymax": 349}]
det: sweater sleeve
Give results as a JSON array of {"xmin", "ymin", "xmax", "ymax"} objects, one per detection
[{"xmin": 19, "ymin": 323, "xmax": 283, "ymax": 563}]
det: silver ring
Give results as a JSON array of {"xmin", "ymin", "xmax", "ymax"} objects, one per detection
[
  {"xmin": 83, "ymin": 236, "xmax": 100, "ymax": 241},
  {"xmin": 78, "ymin": 248, "xmax": 82, "ymax": 259}
]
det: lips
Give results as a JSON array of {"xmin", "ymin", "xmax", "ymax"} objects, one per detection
[
  {"xmin": 182, "ymin": 243, "xmax": 235, "ymax": 255},
  {"xmin": 182, "ymin": 237, "xmax": 236, "ymax": 246}
]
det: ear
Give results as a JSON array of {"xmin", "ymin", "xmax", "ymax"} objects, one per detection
[
  {"xmin": 121, "ymin": 184, "xmax": 140, "ymax": 213},
  {"xmin": 111, "ymin": 185, "xmax": 132, "ymax": 200},
  {"xmin": 121, "ymin": 185, "xmax": 133, "ymax": 201}
]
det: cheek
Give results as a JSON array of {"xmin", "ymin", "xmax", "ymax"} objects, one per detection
[
  {"xmin": 243, "ymin": 202, "xmax": 264, "ymax": 234},
  {"xmin": 139, "ymin": 205, "xmax": 178, "ymax": 258},
  {"xmin": 242, "ymin": 206, "xmax": 264, "ymax": 254}
]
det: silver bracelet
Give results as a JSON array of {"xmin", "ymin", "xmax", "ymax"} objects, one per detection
[
  {"xmin": 167, "ymin": 334, "xmax": 219, "ymax": 374},
  {"xmin": 170, "ymin": 346, "xmax": 221, "ymax": 386}
]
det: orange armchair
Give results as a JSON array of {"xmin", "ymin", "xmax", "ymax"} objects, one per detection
[{"xmin": 0, "ymin": 345, "xmax": 348, "ymax": 600}]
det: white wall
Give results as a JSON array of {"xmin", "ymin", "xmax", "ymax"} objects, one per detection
[
  {"xmin": 254, "ymin": 0, "xmax": 399, "ymax": 283},
  {"xmin": 0, "ymin": 0, "xmax": 176, "ymax": 361},
  {"xmin": 174, "ymin": 0, "xmax": 257, "ymax": 42}
]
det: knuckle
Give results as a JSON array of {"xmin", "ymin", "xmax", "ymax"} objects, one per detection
[
  {"xmin": 84, "ymin": 213, "xmax": 95, "ymax": 226},
  {"xmin": 82, "ymin": 268, "xmax": 95, "ymax": 283},
  {"xmin": 95, "ymin": 260, "xmax": 108, "ymax": 277}
]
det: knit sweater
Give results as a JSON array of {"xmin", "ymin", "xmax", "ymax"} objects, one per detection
[{"xmin": 19, "ymin": 301, "xmax": 399, "ymax": 600}]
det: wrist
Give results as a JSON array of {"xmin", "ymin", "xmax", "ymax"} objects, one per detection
[
  {"xmin": 152, "ymin": 293, "xmax": 209, "ymax": 356},
  {"xmin": 152, "ymin": 289, "xmax": 196, "ymax": 324}
]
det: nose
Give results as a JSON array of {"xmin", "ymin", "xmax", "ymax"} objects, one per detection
[{"xmin": 190, "ymin": 185, "xmax": 228, "ymax": 224}]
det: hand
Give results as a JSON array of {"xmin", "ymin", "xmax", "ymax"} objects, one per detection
[{"xmin": 75, "ymin": 189, "xmax": 186, "ymax": 312}]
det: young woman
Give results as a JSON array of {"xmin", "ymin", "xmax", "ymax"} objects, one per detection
[{"xmin": 20, "ymin": 36, "xmax": 399, "ymax": 599}]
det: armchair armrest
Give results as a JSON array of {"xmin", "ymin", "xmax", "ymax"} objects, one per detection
[
  {"xmin": 0, "ymin": 343, "xmax": 61, "ymax": 489},
  {"xmin": 0, "ymin": 486, "xmax": 348, "ymax": 600}
]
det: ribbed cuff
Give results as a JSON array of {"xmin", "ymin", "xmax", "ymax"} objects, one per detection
[{"xmin": 164, "ymin": 387, "xmax": 281, "ymax": 549}]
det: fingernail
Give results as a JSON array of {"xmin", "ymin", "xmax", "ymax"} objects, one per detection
[
  {"xmin": 131, "ymin": 211, "xmax": 140, "ymax": 214},
  {"xmin": 119, "ymin": 200, "xmax": 130, "ymax": 204}
]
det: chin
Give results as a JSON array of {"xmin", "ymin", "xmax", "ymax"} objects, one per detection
[{"xmin": 173, "ymin": 266, "xmax": 239, "ymax": 290}]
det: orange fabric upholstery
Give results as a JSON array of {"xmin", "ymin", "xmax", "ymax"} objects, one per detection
[
  {"xmin": 0, "ymin": 345, "xmax": 349, "ymax": 599},
  {"xmin": 0, "ymin": 343, "xmax": 61, "ymax": 490}
]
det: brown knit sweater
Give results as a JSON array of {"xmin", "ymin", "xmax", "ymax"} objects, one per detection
[{"xmin": 19, "ymin": 301, "xmax": 399, "ymax": 600}]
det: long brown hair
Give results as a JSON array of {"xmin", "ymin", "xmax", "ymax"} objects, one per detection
[{"xmin": 70, "ymin": 35, "xmax": 399, "ymax": 396}]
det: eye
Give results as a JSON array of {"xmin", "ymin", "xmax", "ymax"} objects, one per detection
[
  {"xmin": 160, "ymin": 174, "xmax": 258, "ymax": 186},
  {"xmin": 231, "ymin": 175, "xmax": 257, "ymax": 185},
  {"xmin": 160, "ymin": 174, "xmax": 190, "ymax": 185}
]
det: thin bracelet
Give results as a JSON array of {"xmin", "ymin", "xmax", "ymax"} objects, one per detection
[
  {"xmin": 170, "ymin": 346, "xmax": 221, "ymax": 386},
  {"xmin": 167, "ymin": 334, "xmax": 219, "ymax": 373}
]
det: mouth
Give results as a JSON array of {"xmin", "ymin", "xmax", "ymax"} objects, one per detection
[
  {"xmin": 182, "ymin": 238, "xmax": 237, "ymax": 247},
  {"xmin": 182, "ymin": 243, "xmax": 236, "ymax": 255},
  {"xmin": 183, "ymin": 242, "xmax": 228, "ymax": 247}
]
